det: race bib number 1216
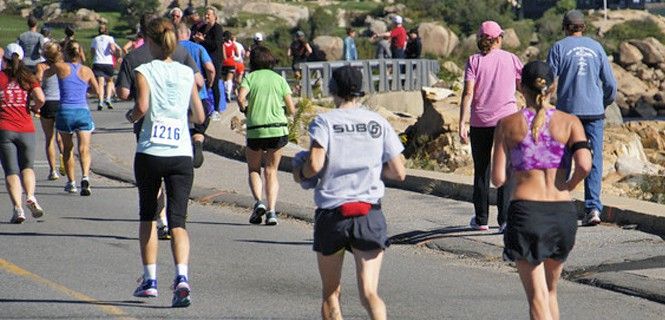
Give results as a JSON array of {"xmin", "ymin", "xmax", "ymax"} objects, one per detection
[{"xmin": 150, "ymin": 118, "xmax": 182, "ymax": 146}]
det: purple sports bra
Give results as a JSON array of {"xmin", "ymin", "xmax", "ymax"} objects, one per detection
[{"xmin": 510, "ymin": 108, "xmax": 565, "ymax": 171}]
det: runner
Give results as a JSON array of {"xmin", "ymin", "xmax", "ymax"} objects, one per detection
[
  {"xmin": 292, "ymin": 66, "xmax": 405, "ymax": 320},
  {"xmin": 53, "ymin": 40, "xmax": 101, "ymax": 196},
  {"xmin": 491, "ymin": 61, "xmax": 591, "ymax": 320},
  {"xmin": 237, "ymin": 46, "xmax": 296, "ymax": 226},
  {"xmin": 90, "ymin": 24, "xmax": 119, "ymax": 111},
  {"xmin": 35, "ymin": 42, "xmax": 65, "ymax": 181},
  {"xmin": 125, "ymin": 17, "xmax": 205, "ymax": 308},
  {"xmin": 221, "ymin": 31, "xmax": 238, "ymax": 103},
  {"xmin": 0, "ymin": 43, "xmax": 46, "ymax": 223},
  {"xmin": 232, "ymin": 35, "xmax": 245, "ymax": 96}
]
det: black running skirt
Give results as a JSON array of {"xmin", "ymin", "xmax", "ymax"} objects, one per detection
[{"xmin": 503, "ymin": 200, "xmax": 578, "ymax": 265}]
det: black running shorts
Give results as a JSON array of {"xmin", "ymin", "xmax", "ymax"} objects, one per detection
[{"xmin": 313, "ymin": 206, "xmax": 390, "ymax": 256}]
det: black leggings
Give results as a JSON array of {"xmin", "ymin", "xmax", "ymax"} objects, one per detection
[
  {"xmin": 470, "ymin": 126, "xmax": 514, "ymax": 226},
  {"xmin": 134, "ymin": 153, "xmax": 193, "ymax": 229},
  {"xmin": 0, "ymin": 130, "xmax": 35, "ymax": 176}
]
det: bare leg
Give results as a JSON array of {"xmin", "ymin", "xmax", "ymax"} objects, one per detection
[
  {"xmin": 170, "ymin": 227, "xmax": 190, "ymax": 265},
  {"xmin": 40, "ymin": 118, "xmax": 58, "ymax": 174},
  {"xmin": 60, "ymin": 132, "xmax": 76, "ymax": 182},
  {"xmin": 245, "ymin": 147, "xmax": 263, "ymax": 202},
  {"xmin": 105, "ymin": 77, "xmax": 114, "ymax": 101},
  {"xmin": 20, "ymin": 168, "xmax": 36, "ymax": 199},
  {"xmin": 353, "ymin": 249, "xmax": 387, "ymax": 320},
  {"xmin": 516, "ymin": 260, "xmax": 553, "ymax": 320},
  {"xmin": 76, "ymin": 131, "xmax": 92, "ymax": 177},
  {"xmin": 139, "ymin": 221, "xmax": 158, "ymax": 265},
  {"xmin": 544, "ymin": 259, "xmax": 565, "ymax": 320},
  {"xmin": 263, "ymin": 148, "xmax": 283, "ymax": 211},
  {"xmin": 97, "ymin": 76, "xmax": 106, "ymax": 103},
  {"xmin": 5, "ymin": 174, "xmax": 22, "ymax": 207},
  {"xmin": 317, "ymin": 251, "xmax": 345, "ymax": 320}
]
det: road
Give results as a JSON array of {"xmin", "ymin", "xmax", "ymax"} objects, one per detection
[{"xmin": 1, "ymin": 103, "xmax": 664, "ymax": 319}]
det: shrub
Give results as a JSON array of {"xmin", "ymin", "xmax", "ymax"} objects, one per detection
[{"xmin": 603, "ymin": 20, "xmax": 665, "ymax": 55}]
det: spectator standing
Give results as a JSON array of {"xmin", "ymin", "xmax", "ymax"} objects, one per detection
[
  {"xmin": 125, "ymin": 18, "xmax": 205, "ymax": 308},
  {"xmin": 247, "ymin": 32, "xmax": 264, "ymax": 59},
  {"xmin": 90, "ymin": 24, "xmax": 119, "ymax": 111},
  {"xmin": 176, "ymin": 23, "xmax": 216, "ymax": 168},
  {"xmin": 17, "ymin": 16, "xmax": 46, "ymax": 72},
  {"xmin": 292, "ymin": 66, "xmax": 405, "ymax": 320},
  {"xmin": 377, "ymin": 15, "xmax": 407, "ymax": 59},
  {"xmin": 459, "ymin": 21, "xmax": 522, "ymax": 232},
  {"xmin": 192, "ymin": 6, "xmax": 224, "ymax": 116},
  {"xmin": 343, "ymin": 27, "xmax": 358, "ymax": 61},
  {"xmin": 546, "ymin": 10, "xmax": 617, "ymax": 226},
  {"xmin": 405, "ymin": 28, "xmax": 422, "ymax": 59},
  {"xmin": 491, "ymin": 61, "xmax": 591, "ymax": 320},
  {"xmin": 237, "ymin": 46, "xmax": 296, "ymax": 226},
  {"xmin": 169, "ymin": 7, "xmax": 183, "ymax": 26},
  {"xmin": 374, "ymin": 33, "xmax": 392, "ymax": 59},
  {"xmin": 287, "ymin": 30, "xmax": 312, "ymax": 94},
  {"xmin": 0, "ymin": 43, "xmax": 46, "ymax": 223}
]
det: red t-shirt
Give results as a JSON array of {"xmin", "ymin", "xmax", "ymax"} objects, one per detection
[
  {"xmin": 390, "ymin": 25, "xmax": 407, "ymax": 49},
  {"xmin": 0, "ymin": 72, "xmax": 38, "ymax": 132},
  {"xmin": 223, "ymin": 41, "xmax": 237, "ymax": 67}
]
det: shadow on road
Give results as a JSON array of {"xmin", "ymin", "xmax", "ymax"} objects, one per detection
[
  {"xmin": 0, "ymin": 232, "xmax": 136, "ymax": 241},
  {"xmin": 0, "ymin": 298, "xmax": 172, "ymax": 309},
  {"xmin": 389, "ymin": 226, "xmax": 501, "ymax": 245},
  {"xmin": 236, "ymin": 239, "xmax": 313, "ymax": 246}
]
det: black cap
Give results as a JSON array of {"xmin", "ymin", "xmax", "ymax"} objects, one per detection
[
  {"xmin": 563, "ymin": 10, "xmax": 585, "ymax": 25},
  {"xmin": 522, "ymin": 61, "xmax": 554, "ymax": 92},
  {"xmin": 329, "ymin": 66, "xmax": 365, "ymax": 98}
]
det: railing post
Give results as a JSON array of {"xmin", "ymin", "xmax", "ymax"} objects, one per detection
[
  {"xmin": 391, "ymin": 60, "xmax": 400, "ymax": 91},
  {"xmin": 362, "ymin": 61, "xmax": 373, "ymax": 94},
  {"xmin": 322, "ymin": 62, "xmax": 332, "ymax": 97},
  {"xmin": 405, "ymin": 60, "xmax": 413, "ymax": 91},
  {"xmin": 379, "ymin": 60, "xmax": 387, "ymax": 92},
  {"xmin": 301, "ymin": 64, "xmax": 311, "ymax": 98}
]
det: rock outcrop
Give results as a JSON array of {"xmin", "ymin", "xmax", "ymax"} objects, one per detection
[
  {"xmin": 418, "ymin": 22, "xmax": 459, "ymax": 57},
  {"xmin": 312, "ymin": 36, "xmax": 343, "ymax": 62},
  {"xmin": 241, "ymin": 2, "xmax": 309, "ymax": 27}
]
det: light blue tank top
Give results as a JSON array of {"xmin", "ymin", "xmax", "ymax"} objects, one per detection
[
  {"xmin": 42, "ymin": 72, "xmax": 60, "ymax": 101},
  {"xmin": 135, "ymin": 60, "xmax": 194, "ymax": 158},
  {"xmin": 58, "ymin": 63, "xmax": 88, "ymax": 108}
]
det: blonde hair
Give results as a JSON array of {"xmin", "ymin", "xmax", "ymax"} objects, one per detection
[
  {"xmin": 64, "ymin": 40, "xmax": 82, "ymax": 62},
  {"xmin": 43, "ymin": 42, "xmax": 62, "ymax": 64},
  {"xmin": 144, "ymin": 17, "xmax": 177, "ymax": 57},
  {"xmin": 530, "ymin": 77, "xmax": 551, "ymax": 143}
]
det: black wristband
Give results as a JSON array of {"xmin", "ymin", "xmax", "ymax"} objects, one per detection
[{"xmin": 570, "ymin": 140, "xmax": 591, "ymax": 153}]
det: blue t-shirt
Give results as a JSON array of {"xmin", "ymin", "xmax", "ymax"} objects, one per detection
[
  {"xmin": 546, "ymin": 36, "xmax": 617, "ymax": 118},
  {"xmin": 308, "ymin": 107, "xmax": 404, "ymax": 209},
  {"xmin": 179, "ymin": 40, "xmax": 211, "ymax": 99}
]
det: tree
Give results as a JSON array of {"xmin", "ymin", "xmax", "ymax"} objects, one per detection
[{"xmin": 120, "ymin": 0, "xmax": 160, "ymax": 30}]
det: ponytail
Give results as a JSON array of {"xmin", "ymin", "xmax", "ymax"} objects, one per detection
[
  {"xmin": 5, "ymin": 54, "xmax": 35, "ymax": 91},
  {"xmin": 64, "ymin": 40, "xmax": 82, "ymax": 62},
  {"xmin": 145, "ymin": 18, "xmax": 177, "ymax": 58},
  {"xmin": 530, "ymin": 77, "xmax": 550, "ymax": 143}
]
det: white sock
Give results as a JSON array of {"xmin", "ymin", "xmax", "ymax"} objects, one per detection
[
  {"xmin": 143, "ymin": 264, "xmax": 157, "ymax": 280},
  {"xmin": 176, "ymin": 264, "xmax": 188, "ymax": 278},
  {"xmin": 225, "ymin": 80, "xmax": 233, "ymax": 95}
]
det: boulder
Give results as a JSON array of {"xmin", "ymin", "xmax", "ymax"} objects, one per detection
[
  {"xmin": 625, "ymin": 121, "xmax": 665, "ymax": 150},
  {"xmin": 611, "ymin": 63, "xmax": 650, "ymax": 98},
  {"xmin": 383, "ymin": 4, "xmax": 406, "ymax": 15},
  {"xmin": 633, "ymin": 97, "xmax": 658, "ymax": 119},
  {"xmin": 461, "ymin": 34, "xmax": 477, "ymax": 53},
  {"xmin": 618, "ymin": 42, "xmax": 643, "ymax": 66},
  {"xmin": 629, "ymin": 37, "xmax": 665, "ymax": 65},
  {"xmin": 501, "ymin": 28, "xmax": 521, "ymax": 48},
  {"xmin": 241, "ymin": 2, "xmax": 309, "ymax": 27},
  {"xmin": 637, "ymin": 67, "xmax": 655, "ymax": 82},
  {"xmin": 605, "ymin": 102, "xmax": 623, "ymax": 126},
  {"xmin": 365, "ymin": 16, "xmax": 387, "ymax": 35},
  {"xmin": 520, "ymin": 46, "xmax": 540, "ymax": 63},
  {"xmin": 418, "ymin": 22, "xmax": 459, "ymax": 57},
  {"xmin": 441, "ymin": 61, "xmax": 463, "ymax": 77},
  {"xmin": 337, "ymin": 8, "xmax": 347, "ymax": 28},
  {"xmin": 312, "ymin": 36, "xmax": 343, "ymax": 62},
  {"xmin": 363, "ymin": 90, "xmax": 424, "ymax": 117},
  {"xmin": 615, "ymin": 91, "xmax": 631, "ymax": 116},
  {"xmin": 76, "ymin": 8, "xmax": 101, "ymax": 22}
]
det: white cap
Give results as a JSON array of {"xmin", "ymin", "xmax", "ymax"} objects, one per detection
[
  {"xmin": 253, "ymin": 32, "xmax": 263, "ymax": 41},
  {"xmin": 392, "ymin": 15, "xmax": 403, "ymax": 24},
  {"xmin": 4, "ymin": 43, "xmax": 24, "ymax": 60}
]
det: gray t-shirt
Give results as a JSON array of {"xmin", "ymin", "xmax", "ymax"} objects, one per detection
[
  {"xmin": 18, "ymin": 31, "xmax": 46, "ymax": 66},
  {"xmin": 309, "ymin": 107, "xmax": 404, "ymax": 209}
]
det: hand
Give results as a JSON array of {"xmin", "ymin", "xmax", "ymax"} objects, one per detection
[
  {"xmin": 459, "ymin": 122, "xmax": 469, "ymax": 144},
  {"xmin": 125, "ymin": 109, "xmax": 135, "ymax": 123}
]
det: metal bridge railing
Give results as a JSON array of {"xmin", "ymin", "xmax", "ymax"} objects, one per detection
[{"xmin": 274, "ymin": 59, "xmax": 440, "ymax": 98}]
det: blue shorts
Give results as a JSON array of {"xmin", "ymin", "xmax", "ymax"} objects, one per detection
[{"xmin": 56, "ymin": 108, "xmax": 95, "ymax": 133}]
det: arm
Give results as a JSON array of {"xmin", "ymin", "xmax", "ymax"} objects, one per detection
[
  {"xmin": 301, "ymin": 141, "xmax": 326, "ymax": 179},
  {"xmin": 204, "ymin": 61, "xmax": 215, "ymax": 87},
  {"xmin": 35, "ymin": 64, "xmax": 45, "ymax": 82},
  {"xmin": 194, "ymin": 72, "xmax": 204, "ymax": 90},
  {"xmin": 491, "ymin": 122, "xmax": 507, "ymax": 187},
  {"xmin": 382, "ymin": 154, "xmax": 406, "ymax": 181},
  {"xmin": 564, "ymin": 116, "xmax": 592, "ymax": 191},
  {"xmin": 29, "ymin": 87, "xmax": 45, "ymax": 113},
  {"xmin": 189, "ymin": 83, "xmax": 205, "ymax": 124},
  {"xmin": 459, "ymin": 80, "xmax": 474, "ymax": 144},
  {"xmin": 600, "ymin": 53, "xmax": 617, "ymax": 107},
  {"xmin": 84, "ymin": 67, "xmax": 102, "ymax": 101},
  {"xmin": 122, "ymin": 41, "xmax": 133, "ymax": 54},
  {"xmin": 283, "ymin": 94, "xmax": 296, "ymax": 115},
  {"xmin": 127, "ymin": 71, "xmax": 149, "ymax": 122},
  {"xmin": 237, "ymin": 87, "xmax": 249, "ymax": 113},
  {"xmin": 115, "ymin": 57, "xmax": 132, "ymax": 100},
  {"xmin": 304, "ymin": 42, "xmax": 313, "ymax": 56}
]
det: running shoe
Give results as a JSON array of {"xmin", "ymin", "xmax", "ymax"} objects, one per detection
[
  {"xmin": 59, "ymin": 154, "xmax": 66, "ymax": 176},
  {"xmin": 210, "ymin": 111, "xmax": 221, "ymax": 121},
  {"xmin": 582, "ymin": 209, "xmax": 602, "ymax": 226},
  {"xmin": 171, "ymin": 275, "xmax": 191, "ymax": 308},
  {"xmin": 192, "ymin": 141, "xmax": 204, "ymax": 169},
  {"xmin": 80, "ymin": 178, "xmax": 91, "ymax": 196},
  {"xmin": 265, "ymin": 210, "xmax": 278, "ymax": 226},
  {"xmin": 97, "ymin": 104, "xmax": 103, "ymax": 111},
  {"xmin": 469, "ymin": 216, "xmax": 489, "ymax": 231},
  {"xmin": 249, "ymin": 201, "xmax": 266, "ymax": 224},
  {"xmin": 64, "ymin": 181, "xmax": 78, "ymax": 194},
  {"xmin": 48, "ymin": 170, "xmax": 59, "ymax": 181},
  {"xmin": 498, "ymin": 222, "xmax": 508, "ymax": 234},
  {"xmin": 10, "ymin": 207, "xmax": 26, "ymax": 224},
  {"xmin": 104, "ymin": 100, "xmax": 114, "ymax": 110},
  {"xmin": 26, "ymin": 197, "xmax": 44, "ymax": 218},
  {"xmin": 133, "ymin": 276, "xmax": 158, "ymax": 298},
  {"xmin": 158, "ymin": 225, "xmax": 171, "ymax": 240}
]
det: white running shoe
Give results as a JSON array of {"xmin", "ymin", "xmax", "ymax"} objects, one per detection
[
  {"xmin": 26, "ymin": 197, "xmax": 44, "ymax": 218},
  {"xmin": 10, "ymin": 207, "xmax": 26, "ymax": 224}
]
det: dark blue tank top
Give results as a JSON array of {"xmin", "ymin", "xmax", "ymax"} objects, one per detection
[{"xmin": 58, "ymin": 63, "xmax": 88, "ymax": 108}]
